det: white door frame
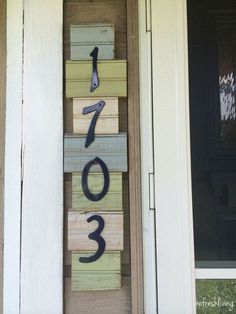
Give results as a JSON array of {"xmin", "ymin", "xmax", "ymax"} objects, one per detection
[
  {"xmin": 4, "ymin": 0, "xmax": 196, "ymax": 313},
  {"xmin": 139, "ymin": 0, "xmax": 196, "ymax": 313},
  {"xmin": 4, "ymin": 1, "xmax": 63, "ymax": 313}
]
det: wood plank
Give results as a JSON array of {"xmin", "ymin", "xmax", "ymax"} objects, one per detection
[
  {"xmin": 70, "ymin": 24, "xmax": 114, "ymax": 60},
  {"xmin": 21, "ymin": 1, "xmax": 63, "ymax": 313},
  {"xmin": 66, "ymin": 60, "xmax": 127, "ymax": 97},
  {"xmin": 0, "ymin": 0, "xmax": 6, "ymax": 311},
  {"xmin": 64, "ymin": 133, "xmax": 127, "ymax": 173},
  {"xmin": 72, "ymin": 272, "xmax": 120, "ymax": 291},
  {"xmin": 127, "ymin": 1, "xmax": 144, "ymax": 313},
  {"xmin": 72, "ymin": 172, "xmax": 122, "ymax": 210},
  {"xmin": 64, "ymin": 277, "xmax": 131, "ymax": 314},
  {"xmin": 68, "ymin": 211, "xmax": 123, "ymax": 251},
  {"xmin": 71, "ymin": 251, "xmax": 121, "ymax": 291},
  {"xmin": 73, "ymin": 97, "xmax": 119, "ymax": 134},
  {"xmin": 72, "ymin": 251, "xmax": 120, "ymax": 271}
]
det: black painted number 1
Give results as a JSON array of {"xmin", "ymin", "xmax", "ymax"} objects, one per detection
[{"xmin": 83, "ymin": 100, "xmax": 105, "ymax": 148}]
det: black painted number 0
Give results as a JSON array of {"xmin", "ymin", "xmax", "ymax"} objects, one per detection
[
  {"xmin": 82, "ymin": 157, "xmax": 110, "ymax": 202},
  {"xmin": 79, "ymin": 215, "xmax": 106, "ymax": 263}
]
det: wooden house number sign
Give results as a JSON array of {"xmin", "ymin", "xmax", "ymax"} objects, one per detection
[{"xmin": 65, "ymin": 24, "xmax": 127, "ymax": 291}]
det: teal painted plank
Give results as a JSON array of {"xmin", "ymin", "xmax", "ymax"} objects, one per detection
[
  {"xmin": 64, "ymin": 133, "xmax": 127, "ymax": 173},
  {"xmin": 70, "ymin": 24, "xmax": 114, "ymax": 60}
]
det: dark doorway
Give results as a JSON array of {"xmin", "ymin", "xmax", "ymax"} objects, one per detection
[{"xmin": 188, "ymin": 0, "xmax": 236, "ymax": 266}]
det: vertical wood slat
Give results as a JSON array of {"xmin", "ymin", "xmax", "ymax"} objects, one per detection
[
  {"xmin": 127, "ymin": 0, "xmax": 144, "ymax": 313},
  {"xmin": 4, "ymin": 0, "xmax": 23, "ymax": 313},
  {"xmin": 0, "ymin": 0, "xmax": 6, "ymax": 312},
  {"xmin": 21, "ymin": 1, "xmax": 63, "ymax": 313}
]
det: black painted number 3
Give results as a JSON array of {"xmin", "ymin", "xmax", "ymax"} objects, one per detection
[{"xmin": 79, "ymin": 215, "xmax": 106, "ymax": 263}]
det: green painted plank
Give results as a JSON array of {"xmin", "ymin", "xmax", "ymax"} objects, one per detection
[
  {"xmin": 72, "ymin": 251, "xmax": 121, "ymax": 291},
  {"xmin": 72, "ymin": 172, "xmax": 122, "ymax": 210},
  {"xmin": 64, "ymin": 133, "xmax": 127, "ymax": 173},
  {"xmin": 70, "ymin": 24, "xmax": 114, "ymax": 60},
  {"xmin": 66, "ymin": 60, "xmax": 127, "ymax": 97},
  {"xmin": 72, "ymin": 272, "xmax": 121, "ymax": 291},
  {"xmin": 72, "ymin": 251, "xmax": 121, "ymax": 272}
]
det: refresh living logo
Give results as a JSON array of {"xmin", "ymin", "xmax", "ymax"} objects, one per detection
[{"xmin": 196, "ymin": 296, "xmax": 235, "ymax": 312}]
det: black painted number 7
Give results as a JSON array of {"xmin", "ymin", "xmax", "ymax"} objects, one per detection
[{"xmin": 83, "ymin": 100, "xmax": 105, "ymax": 148}]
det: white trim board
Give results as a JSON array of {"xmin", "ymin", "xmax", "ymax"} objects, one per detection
[
  {"xmin": 151, "ymin": 0, "xmax": 196, "ymax": 313},
  {"xmin": 4, "ymin": 0, "xmax": 63, "ymax": 313},
  {"xmin": 196, "ymin": 269, "xmax": 236, "ymax": 280},
  {"xmin": 3, "ymin": 0, "xmax": 23, "ymax": 313},
  {"xmin": 138, "ymin": 0, "xmax": 157, "ymax": 313},
  {"xmin": 20, "ymin": 0, "xmax": 63, "ymax": 313}
]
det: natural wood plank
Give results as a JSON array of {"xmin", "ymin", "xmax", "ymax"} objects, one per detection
[
  {"xmin": 65, "ymin": 277, "xmax": 131, "ymax": 314},
  {"xmin": 21, "ymin": 1, "xmax": 63, "ymax": 313},
  {"xmin": 68, "ymin": 211, "xmax": 123, "ymax": 251},
  {"xmin": 72, "ymin": 172, "xmax": 122, "ymax": 210},
  {"xmin": 73, "ymin": 97, "xmax": 119, "ymax": 134},
  {"xmin": 72, "ymin": 251, "xmax": 121, "ymax": 291},
  {"xmin": 0, "ymin": 0, "xmax": 6, "ymax": 311},
  {"xmin": 66, "ymin": 60, "xmax": 127, "ymax": 97},
  {"xmin": 70, "ymin": 24, "xmax": 114, "ymax": 60},
  {"xmin": 127, "ymin": 0, "xmax": 144, "ymax": 313},
  {"xmin": 64, "ymin": 133, "xmax": 127, "ymax": 173}
]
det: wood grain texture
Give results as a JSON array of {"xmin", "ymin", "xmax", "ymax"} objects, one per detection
[
  {"xmin": 72, "ymin": 172, "xmax": 123, "ymax": 210},
  {"xmin": 66, "ymin": 60, "xmax": 127, "ymax": 97},
  {"xmin": 68, "ymin": 211, "xmax": 123, "ymax": 251},
  {"xmin": 70, "ymin": 24, "xmax": 114, "ymax": 60},
  {"xmin": 64, "ymin": 174, "xmax": 130, "ymax": 268},
  {"xmin": 0, "ymin": 0, "xmax": 6, "ymax": 310},
  {"xmin": 64, "ymin": 1, "xmax": 132, "ymax": 313},
  {"xmin": 21, "ymin": 1, "xmax": 63, "ymax": 313},
  {"xmin": 73, "ymin": 97, "xmax": 119, "ymax": 134},
  {"xmin": 65, "ymin": 277, "xmax": 131, "ymax": 314},
  {"xmin": 71, "ymin": 251, "xmax": 121, "ymax": 290},
  {"xmin": 64, "ymin": 133, "xmax": 127, "ymax": 172},
  {"xmin": 127, "ymin": 0, "xmax": 144, "ymax": 313}
]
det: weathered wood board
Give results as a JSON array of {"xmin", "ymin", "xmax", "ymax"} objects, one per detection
[
  {"xmin": 73, "ymin": 97, "xmax": 119, "ymax": 134},
  {"xmin": 70, "ymin": 24, "xmax": 115, "ymax": 60},
  {"xmin": 66, "ymin": 60, "xmax": 127, "ymax": 97},
  {"xmin": 65, "ymin": 277, "xmax": 131, "ymax": 314},
  {"xmin": 68, "ymin": 211, "xmax": 123, "ymax": 251},
  {"xmin": 72, "ymin": 172, "xmax": 122, "ymax": 210},
  {"xmin": 64, "ymin": 133, "xmax": 127, "ymax": 173}
]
